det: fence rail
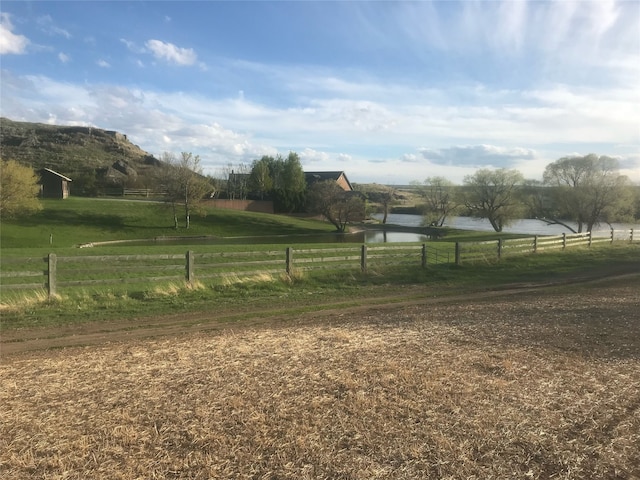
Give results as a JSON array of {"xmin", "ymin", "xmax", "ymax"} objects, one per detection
[
  {"xmin": 0, "ymin": 229, "xmax": 635, "ymax": 298},
  {"xmin": 456, "ymin": 229, "xmax": 635, "ymax": 264}
]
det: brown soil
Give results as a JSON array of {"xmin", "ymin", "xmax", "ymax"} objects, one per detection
[{"xmin": 1, "ymin": 269, "xmax": 638, "ymax": 479}]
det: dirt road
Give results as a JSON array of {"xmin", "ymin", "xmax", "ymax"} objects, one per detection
[{"xmin": 2, "ymin": 263, "xmax": 638, "ymax": 357}]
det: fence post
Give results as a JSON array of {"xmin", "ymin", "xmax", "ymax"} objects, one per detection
[
  {"xmin": 610, "ymin": 229, "xmax": 614, "ymax": 244},
  {"xmin": 588, "ymin": 231, "xmax": 592, "ymax": 248},
  {"xmin": 286, "ymin": 247, "xmax": 293, "ymax": 275},
  {"xmin": 562, "ymin": 233, "xmax": 567, "ymax": 250},
  {"xmin": 533, "ymin": 235, "xmax": 538, "ymax": 253},
  {"xmin": 497, "ymin": 239, "xmax": 503, "ymax": 259},
  {"xmin": 185, "ymin": 250, "xmax": 194, "ymax": 285},
  {"xmin": 421, "ymin": 244, "xmax": 427, "ymax": 268},
  {"xmin": 47, "ymin": 253, "xmax": 57, "ymax": 298},
  {"xmin": 361, "ymin": 245, "xmax": 367, "ymax": 273},
  {"xmin": 631, "ymin": 229, "xmax": 634, "ymax": 243},
  {"xmin": 455, "ymin": 242, "xmax": 461, "ymax": 266}
]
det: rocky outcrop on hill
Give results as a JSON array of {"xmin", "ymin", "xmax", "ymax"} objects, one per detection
[{"xmin": 0, "ymin": 117, "xmax": 163, "ymax": 192}]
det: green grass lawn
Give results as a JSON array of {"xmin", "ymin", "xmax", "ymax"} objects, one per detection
[{"xmin": 0, "ymin": 197, "xmax": 336, "ymax": 253}]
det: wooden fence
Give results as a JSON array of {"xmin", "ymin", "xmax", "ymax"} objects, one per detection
[
  {"xmin": 0, "ymin": 229, "xmax": 635, "ymax": 298},
  {"xmin": 0, "ymin": 244, "xmax": 451, "ymax": 298},
  {"xmin": 455, "ymin": 229, "xmax": 635, "ymax": 264}
]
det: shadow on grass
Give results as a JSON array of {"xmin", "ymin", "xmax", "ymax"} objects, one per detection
[
  {"xmin": 198, "ymin": 211, "xmax": 333, "ymax": 236},
  {"xmin": 16, "ymin": 210, "xmax": 174, "ymax": 233},
  {"xmin": 18, "ymin": 210, "xmax": 126, "ymax": 231}
]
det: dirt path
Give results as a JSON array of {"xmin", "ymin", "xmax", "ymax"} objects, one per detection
[{"xmin": 2, "ymin": 264, "xmax": 639, "ymax": 357}]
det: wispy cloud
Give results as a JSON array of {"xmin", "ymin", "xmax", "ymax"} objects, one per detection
[
  {"xmin": 145, "ymin": 39, "xmax": 197, "ymax": 66},
  {"xmin": 58, "ymin": 52, "xmax": 70, "ymax": 63},
  {"xmin": 0, "ymin": 1, "xmax": 637, "ymax": 184},
  {"xmin": 0, "ymin": 13, "xmax": 29, "ymax": 54},
  {"xmin": 36, "ymin": 15, "xmax": 71, "ymax": 39},
  {"xmin": 120, "ymin": 38, "xmax": 145, "ymax": 54}
]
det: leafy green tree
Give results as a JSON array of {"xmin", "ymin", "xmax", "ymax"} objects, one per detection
[
  {"xmin": 414, "ymin": 176, "xmax": 459, "ymax": 227},
  {"xmin": 71, "ymin": 169, "xmax": 99, "ymax": 197},
  {"xmin": 463, "ymin": 168, "xmax": 524, "ymax": 232},
  {"xmin": 265, "ymin": 155, "xmax": 284, "ymax": 191},
  {"xmin": 307, "ymin": 180, "xmax": 365, "ymax": 232},
  {"xmin": 252, "ymin": 152, "xmax": 306, "ymax": 212},
  {"xmin": 249, "ymin": 157, "xmax": 273, "ymax": 200},
  {"xmin": 276, "ymin": 152, "xmax": 306, "ymax": 213},
  {"xmin": 542, "ymin": 154, "xmax": 633, "ymax": 233},
  {"xmin": 0, "ymin": 159, "xmax": 42, "ymax": 218}
]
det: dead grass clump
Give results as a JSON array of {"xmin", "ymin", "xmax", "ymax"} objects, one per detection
[
  {"xmin": 220, "ymin": 272, "xmax": 275, "ymax": 287},
  {"xmin": 0, "ymin": 289, "xmax": 65, "ymax": 312},
  {"xmin": 149, "ymin": 282, "xmax": 183, "ymax": 297},
  {"xmin": 1, "ymin": 280, "xmax": 639, "ymax": 479},
  {"xmin": 282, "ymin": 267, "xmax": 305, "ymax": 284}
]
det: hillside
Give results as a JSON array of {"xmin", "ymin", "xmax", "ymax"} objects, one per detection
[{"xmin": 0, "ymin": 117, "xmax": 163, "ymax": 193}]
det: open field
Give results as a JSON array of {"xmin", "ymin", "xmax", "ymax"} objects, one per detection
[
  {"xmin": 0, "ymin": 197, "xmax": 336, "ymax": 251},
  {"xmin": 1, "ymin": 274, "xmax": 639, "ymax": 479}
]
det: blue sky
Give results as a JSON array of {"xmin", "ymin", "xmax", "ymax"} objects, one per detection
[{"xmin": 1, "ymin": 1, "xmax": 639, "ymax": 184}]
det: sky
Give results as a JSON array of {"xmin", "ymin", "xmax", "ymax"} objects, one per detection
[{"xmin": 1, "ymin": 1, "xmax": 639, "ymax": 185}]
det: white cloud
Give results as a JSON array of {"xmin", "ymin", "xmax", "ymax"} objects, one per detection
[
  {"xmin": 58, "ymin": 52, "xmax": 70, "ymax": 63},
  {"xmin": 0, "ymin": 13, "xmax": 29, "ymax": 54},
  {"xmin": 145, "ymin": 39, "xmax": 197, "ymax": 66},
  {"xmin": 300, "ymin": 148, "xmax": 332, "ymax": 165},
  {"xmin": 97, "ymin": 59, "xmax": 110, "ymax": 68}
]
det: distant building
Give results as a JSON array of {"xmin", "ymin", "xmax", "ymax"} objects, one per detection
[
  {"xmin": 39, "ymin": 168, "xmax": 72, "ymax": 199},
  {"xmin": 304, "ymin": 171, "xmax": 353, "ymax": 191}
]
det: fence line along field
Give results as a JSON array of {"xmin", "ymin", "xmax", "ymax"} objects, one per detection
[
  {"xmin": 1, "ymin": 229, "xmax": 635, "ymax": 299},
  {"xmin": 1, "ymin": 275, "xmax": 639, "ymax": 479}
]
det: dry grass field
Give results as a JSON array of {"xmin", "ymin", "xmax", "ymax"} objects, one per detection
[{"xmin": 1, "ymin": 276, "xmax": 639, "ymax": 479}]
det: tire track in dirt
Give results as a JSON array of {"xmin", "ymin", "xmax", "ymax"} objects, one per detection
[{"xmin": 2, "ymin": 268, "xmax": 638, "ymax": 357}]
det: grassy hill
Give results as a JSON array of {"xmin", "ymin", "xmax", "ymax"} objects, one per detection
[
  {"xmin": 0, "ymin": 197, "xmax": 337, "ymax": 252},
  {"xmin": 0, "ymin": 117, "xmax": 163, "ymax": 193}
]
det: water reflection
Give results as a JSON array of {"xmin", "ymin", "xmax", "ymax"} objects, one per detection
[{"xmin": 373, "ymin": 214, "xmax": 638, "ymax": 237}]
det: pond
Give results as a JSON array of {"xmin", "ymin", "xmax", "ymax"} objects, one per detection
[
  {"xmin": 93, "ymin": 215, "xmax": 637, "ymax": 248},
  {"xmin": 373, "ymin": 214, "xmax": 639, "ymax": 238}
]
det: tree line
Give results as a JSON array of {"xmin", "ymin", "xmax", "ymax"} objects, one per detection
[
  {"xmin": 408, "ymin": 154, "xmax": 638, "ymax": 232},
  {"xmin": 2, "ymin": 153, "xmax": 638, "ymax": 234}
]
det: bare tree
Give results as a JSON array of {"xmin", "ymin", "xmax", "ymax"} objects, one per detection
[
  {"xmin": 414, "ymin": 176, "xmax": 459, "ymax": 227},
  {"xmin": 307, "ymin": 180, "xmax": 365, "ymax": 232},
  {"xmin": 157, "ymin": 151, "xmax": 210, "ymax": 229},
  {"xmin": 225, "ymin": 163, "xmax": 250, "ymax": 200},
  {"xmin": 463, "ymin": 168, "xmax": 524, "ymax": 232},
  {"xmin": 355, "ymin": 184, "xmax": 397, "ymax": 224}
]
